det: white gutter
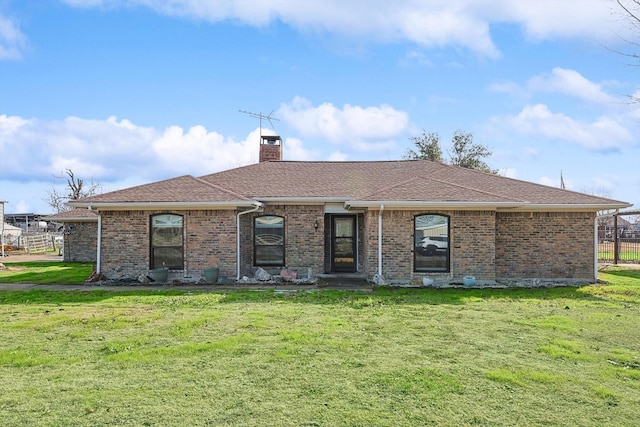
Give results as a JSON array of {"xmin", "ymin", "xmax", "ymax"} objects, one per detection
[
  {"xmin": 345, "ymin": 201, "xmax": 632, "ymax": 211},
  {"xmin": 378, "ymin": 204, "xmax": 384, "ymax": 278},
  {"xmin": 252, "ymin": 197, "xmax": 350, "ymax": 204},
  {"xmin": 236, "ymin": 202, "xmax": 264, "ymax": 279},
  {"xmin": 346, "ymin": 201, "xmax": 527, "ymax": 210},
  {"xmin": 509, "ymin": 203, "xmax": 632, "ymax": 211},
  {"xmin": 67, "ymin": 201, "xmax": 255, "ymax": 210}
]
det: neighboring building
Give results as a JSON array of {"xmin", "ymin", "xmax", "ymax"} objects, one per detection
[
  {"xmin": 4, "ymin": 213, "xmax": 52, "ymax": 232},
  {"xmin": 69, "ymin": 139, "xmax": 631, "ymax": 286},
  {"xmin": 43, "ymin": 209, "xmax": 99, "ymax": 262},
  {"xmin": 1, "ymin": 222, "xmax": 23, "ymax": 248}
]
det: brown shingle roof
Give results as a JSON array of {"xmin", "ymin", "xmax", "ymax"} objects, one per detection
[
  {"xmin": 74, "ymin": 175, "xmax": 253, "ymax": 206},
  {"xmin": 72, "ymin": 160, "xmax": 631, "ymax": 210},
  {"xmin": 355, "ymin": 175, "xmax": 522, "ymax": 203},
  {"xmin": 198, "ymin": 160, "xmax": 448, "ymax": 198},
  {"xmin": 43, "ymin": 208, "xmax": 99, "ymax": 221}
]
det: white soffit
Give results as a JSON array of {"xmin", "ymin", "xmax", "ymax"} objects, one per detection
[{"xmin": 324, "ymin": 203, "xmax": 351, "ymax": 214}]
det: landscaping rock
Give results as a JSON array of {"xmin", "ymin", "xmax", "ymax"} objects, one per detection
[
  {"xmin": 255, "ymin": 267, "xmax": 272, "ymax": 281},
  {"xmin": 280, "ymin": 268, "xmax": 297, "ymax": 281}
]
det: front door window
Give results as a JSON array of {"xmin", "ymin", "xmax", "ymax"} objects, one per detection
[{"xmin": 332, "ymin": 216, "xmax": 356, "ymax": 272}]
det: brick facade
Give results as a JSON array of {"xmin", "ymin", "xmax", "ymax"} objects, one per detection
[
  {"xmin": 495, "ymin": 211, "xmax": 596, "ymax": 280},
  {"xmin": 100, "ymin": 209, "xmax": 237, "ymax": 279},
  {"xmin": 63, "ymin": 222, "xmax": 98, "ymax": 262},
  {"xmin": 363, "ymin": 209, "xmax": 497, "ymax": 284},
  {"xmin": 97, "ymin": 206, "xmax": 598, "ymax": 284},
  {"xmin": 240, "ymin": 205, "xmax": 325, "ymax": 277}
]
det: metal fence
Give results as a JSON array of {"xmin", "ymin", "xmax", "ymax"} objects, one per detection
[{"xmin": 598, "ymin": 210, "xmax": 640, "ymax": 264}]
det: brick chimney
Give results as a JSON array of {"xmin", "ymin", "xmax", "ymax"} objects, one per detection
[{"xmin": 259, "ymin": 135, "xmax": 282, "ymax": 162}]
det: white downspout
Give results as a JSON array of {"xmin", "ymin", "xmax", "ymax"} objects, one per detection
[
  {"xmin": 96, "ymin": 214, "xmax": 102, "ymax": 273},
  {"xmin": 378, "ymin": 204, "xmax": 384, "ymax": 278},
  {"xmin": 593, "ymin": 214, "xmax": 598, "ymax": 281},
  {"xmin": 237, "ymin": 202, "xmax": 263, "ymax": 280}
]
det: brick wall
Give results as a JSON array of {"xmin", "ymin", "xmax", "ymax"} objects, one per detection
[
  {"xmin": 450, "ymin": 210, "xmax": 496, "ymax": 280},
  {"xmin": 363, "ymin": 210, "xmax": 377, "ymax": 277},
  {"xmin": 183, "ymin": 209, "xmax": 237, "ymax": 277},
  {"xmin": 98, "ymin": 206, "xmax": 598, "ymax": 283},
  {"xmin": 100, "ymin": 211, "xmax": 147, "ymax": 278},
  {"xmin": 63, "ymin": 221, "xmax": 97, "ymax": 262},
  {"xmin": 496, "ymin": 211, "xmax": 596, "ymax": 280},
  {"xmin": 362, "ymin": 209, "xmax": 496, "ymax": 283},
  {"xmin": 240, "ymin": 205, "xmax": 325, "ymax": 277},
  {"xmin": 100, "ymin": 209, "xmax": 237, "ymax": 279}
]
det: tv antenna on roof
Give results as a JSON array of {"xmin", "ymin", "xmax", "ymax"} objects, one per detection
[{"xmin": 239, "ymin": 109, "xmax": 280, "ymax": 138}]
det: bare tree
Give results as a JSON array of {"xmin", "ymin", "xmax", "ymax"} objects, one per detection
[
  {"xmin": 44, "ymin": 169, "xmax": 102, "ymax": 213},
  {"xmin": 614, "ymin": 0, "xmax": 640, "ymax": 102}
]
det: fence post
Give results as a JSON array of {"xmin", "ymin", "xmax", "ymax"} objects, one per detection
[{"xmin": 614, "ymin": 214, "xmax": 619, "ymax": 265}]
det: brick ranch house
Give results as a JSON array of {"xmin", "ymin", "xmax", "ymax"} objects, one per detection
[{"xmin": 68, "ymin": 138, "xmax": 630, "ymax": 286}]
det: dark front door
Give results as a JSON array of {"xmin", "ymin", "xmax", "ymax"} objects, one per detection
[{"xmin": 331, "ymin": 216, "xmax": 356, "ymax": 272}]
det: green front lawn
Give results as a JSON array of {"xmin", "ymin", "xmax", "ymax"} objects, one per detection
[
  {"xmin": 0, "ymin": 262, "xmax": 94, "ymax": 284},
  {"xmin": 0, "ymin": 266, "xmax": 638, "ymax": 426}
]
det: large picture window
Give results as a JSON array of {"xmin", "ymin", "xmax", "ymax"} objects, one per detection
[
  {"xmin": 254, "ymin": 215, "xmax": 285, "ymax": 266},
  {"xmin": 414, "ymin": 214, "xmax": 449, "ymax": 272},
  {"xmin": 150, "ymin": 214, "xmax": 184, "ymax": 270}
]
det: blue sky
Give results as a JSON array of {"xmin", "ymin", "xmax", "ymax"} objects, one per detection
[{"xmin": 1, "ymin": 0, "xmax": 639, "ymax": 214}]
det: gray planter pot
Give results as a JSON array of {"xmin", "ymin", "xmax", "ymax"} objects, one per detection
[
  {"xmin": 149, "ymin": 266, "xmax": 169, "ymax": 282},
  {"xmin": 204, "ymin": 267, "xmax": 220, "ymax": 284}
]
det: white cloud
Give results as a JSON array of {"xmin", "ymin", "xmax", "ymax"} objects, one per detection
[
  {"xmin": 0, "ymin": 114, "xmax": 265, "ymax": 183},
  {"xmin": 528, "ymin": 68, "xmax": 617, "ymax": 104},
  {"xmin": 398, "ymin": 6, "xmax": 499, "ymax": 58},
  {"xmin": 489, "ymin": 1, "xmax": 618, "ymax": 41},
  {"xmin": 496, "ymin": 104, "xmax": 633, "ymax": 151},
  {"xmin": 538, "ymin": 176, "xmax": 558, "ymax": 188},
  {"xmin": 499, "ymin": 167, "xmax": 518, "ymax": 179},
  {"xmin": 489, "ymin": 81, "xmax": 527, "ymax": 99},
  {"xmin": 152, "ymin": 125, "xmax": 258, "ymax": 173},
  {"xmin": 0, "ymin": 14, "xmax": 26, "ymax": 60},
  {"xmin": 328, "ymin": 151, "xmax": 348, "ymax": 161},
  {"xmin": 0, "ymin": 114, "xmax": 278, "ymax": 212},
  {"xmin": 283, "ymin": 137, "xmax": 319, "ymax": 161},
  {"xmin": 57, "ymin": 1, "xmax": 633, "ymax": 59},
  {"xmin": 278, "ymin": 96, "xmax": 409, "ymax": 152},
  {"xmin": 491, "ymin": 68, "xmax": 620, "ymax": 105}
]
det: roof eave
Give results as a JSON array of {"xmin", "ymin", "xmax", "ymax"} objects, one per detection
[
  {"xmin": 344, "ymin": 201, "xmax": 632, "ymax": 211},
  {"xmin": 506, "ymin": 202, "xmax": 633, "ymax": 212},
  {"xmin": 41, "ymin": 216, "xmax": 99, "ymax": 222},
  {"xmin": 67, "ymin": 200, "xmax": 258, "ymax": 211},
  {"xmin": 254, "ymin": 197, "xmax": 350, "ymax": 204},
  {"xmin": 345, "ymin": 201, "xmax": 526, "ymax": 210}
]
